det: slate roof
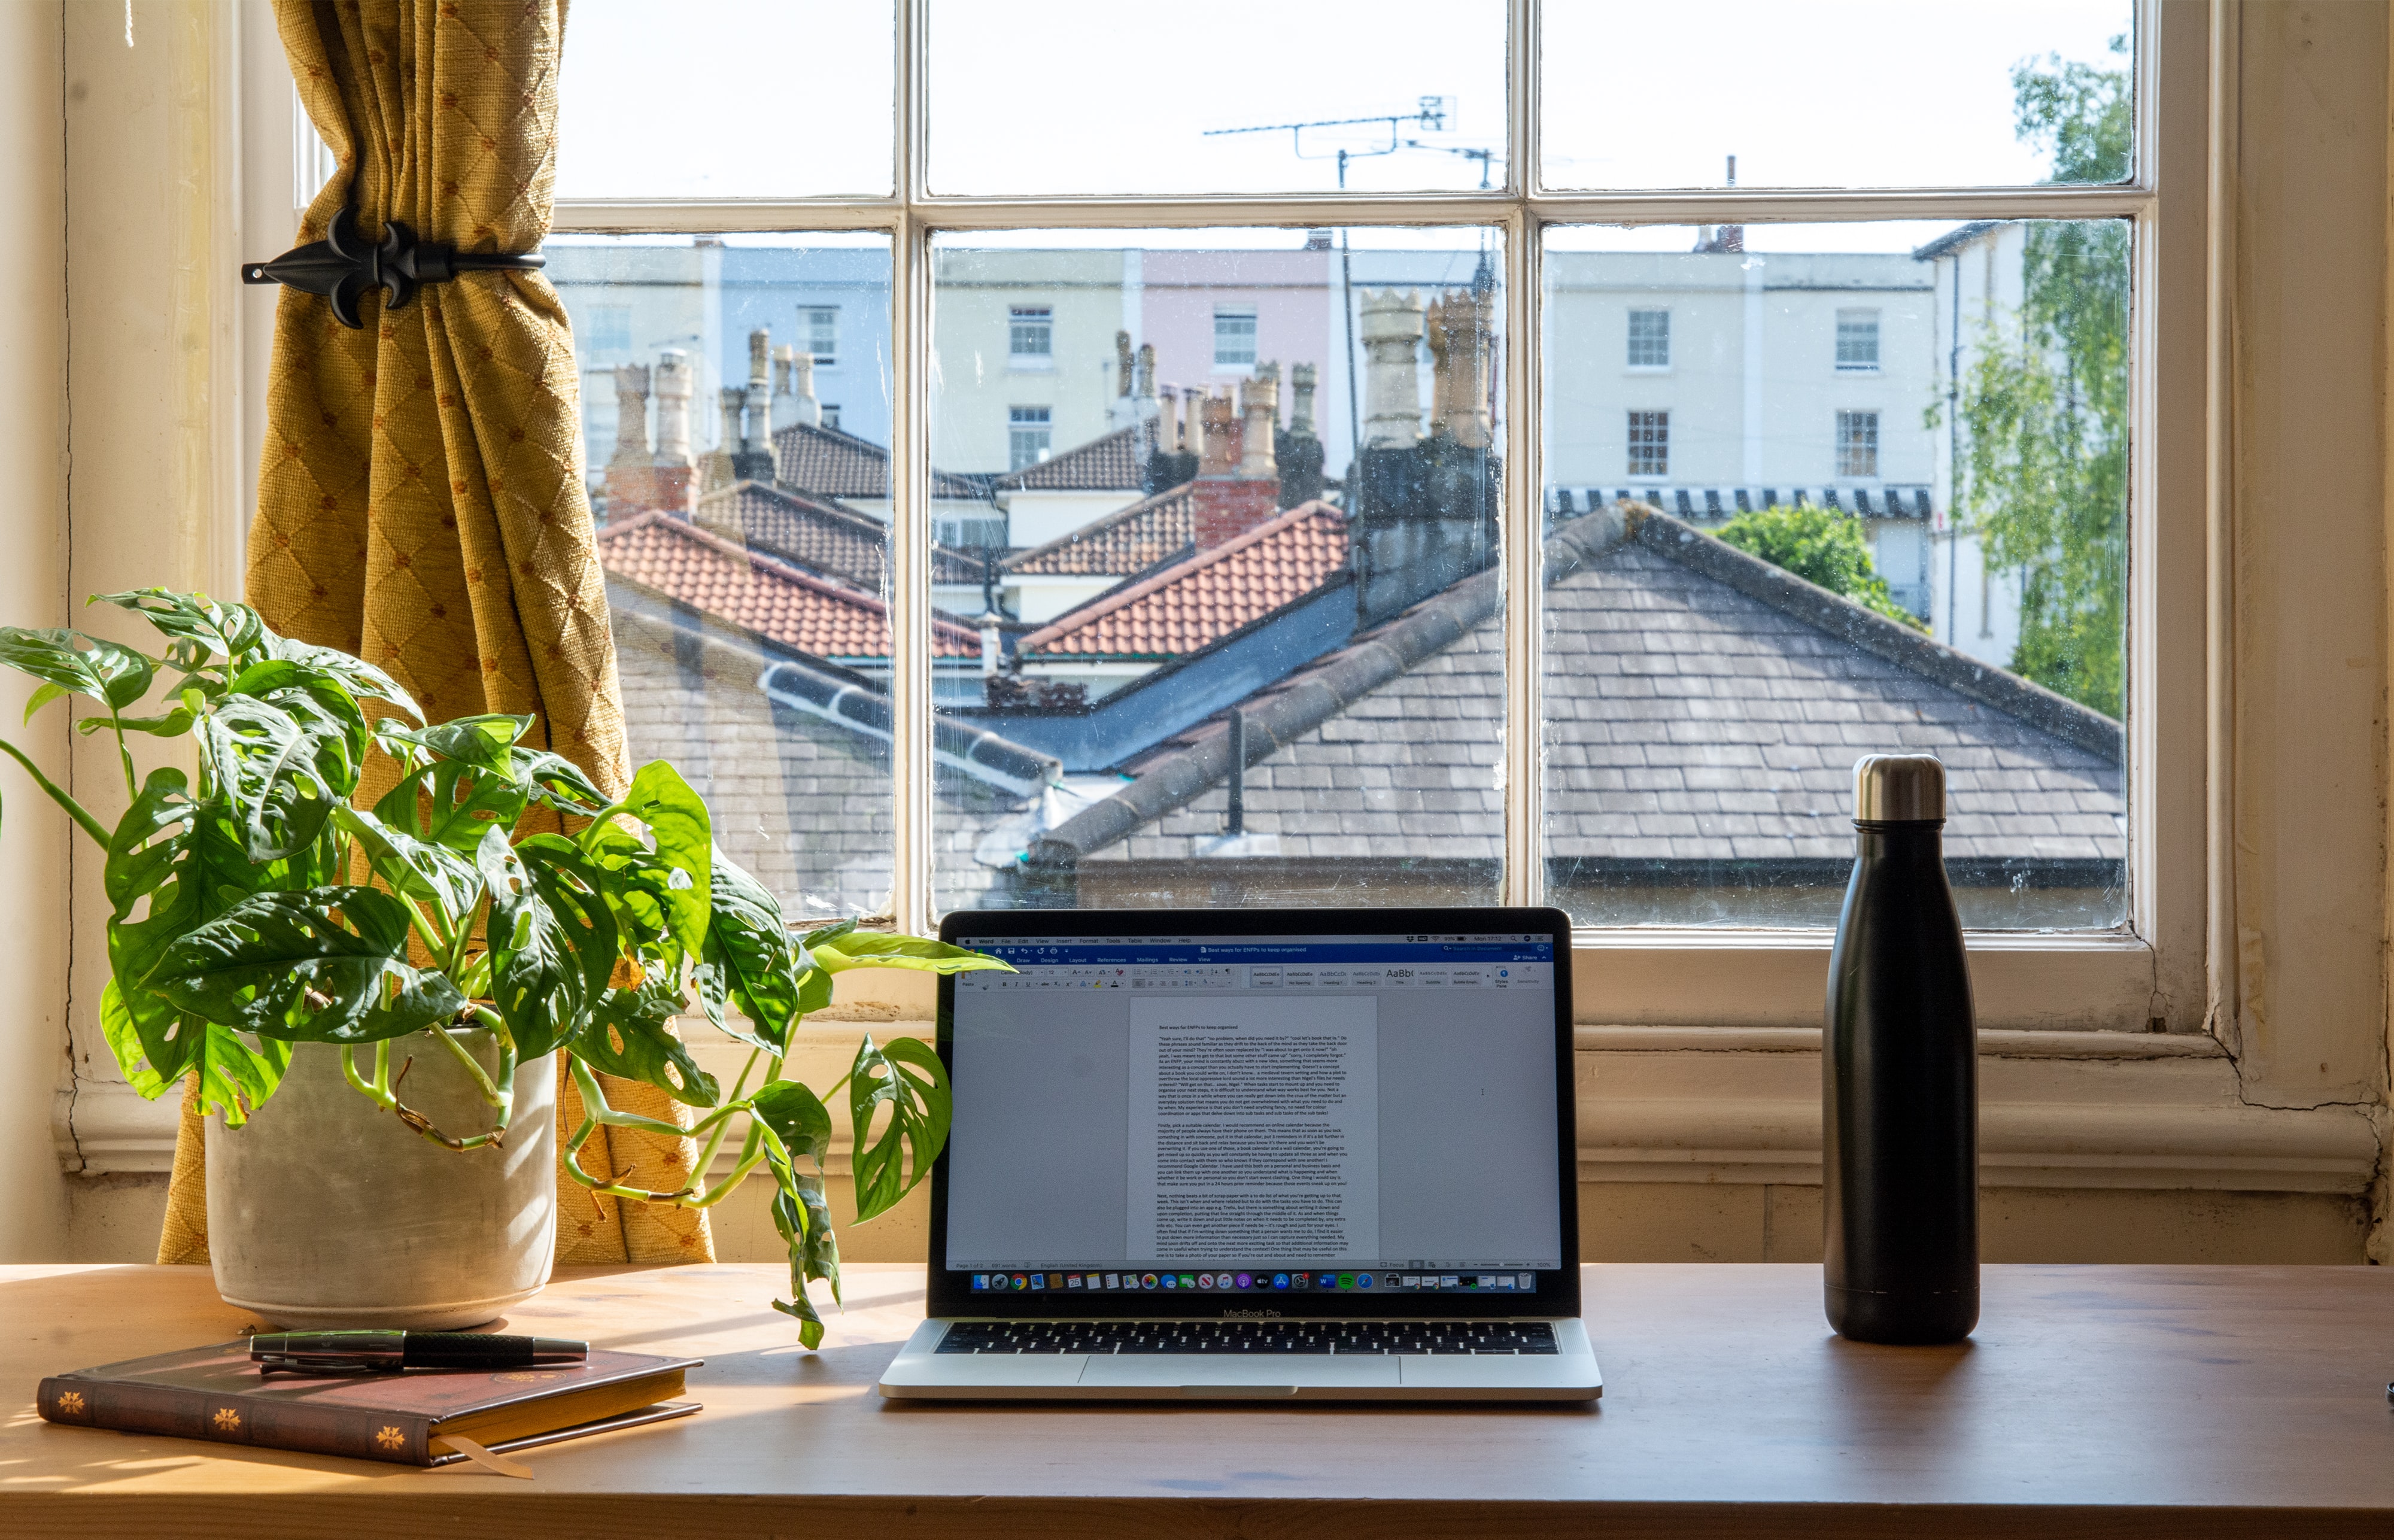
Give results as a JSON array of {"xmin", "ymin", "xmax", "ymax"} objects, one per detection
[
  {"xmin": 770, "ymin": 421, "xmax": 989, "ymax": 502},
  {"xmin": 1015, "ymin": 501, "xmax": 1349, "ymax": 662},
  {"xmin": 597, "ymin": 513, "xmax": 981, "ymax": 663},
  {"xmin": 1003, "ymin": 481, "xmax": 1198, "ymax": 578},
  {"xmin": 991, "ymin": 426, "xmax": 1143, "ymax": 492},
  {"xmin": 695, "ymin": 481, "xmax": 991, "ymax": 590},
  {"xmin": 1032, "ymin": 505, "xmax": 2123, "ymax": 869}
]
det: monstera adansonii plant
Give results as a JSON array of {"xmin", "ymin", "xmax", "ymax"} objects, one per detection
[{"xmin": 0, "ymin": 589, "xmax": 1002, "ymax": 1344}]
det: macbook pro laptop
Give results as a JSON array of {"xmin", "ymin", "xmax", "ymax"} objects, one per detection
[{"xmin": 879, "ymin": 906, "xmax": 1600, "ymax": 1402}]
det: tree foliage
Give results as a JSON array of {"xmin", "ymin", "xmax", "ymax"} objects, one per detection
[
  {"xmin": 1952, "ymin": 37, "xmax": 2131, "ymax": 718},
  {"xmin": 1716, "ymin": 501, "xmax": 1927, "ymax": 632}
]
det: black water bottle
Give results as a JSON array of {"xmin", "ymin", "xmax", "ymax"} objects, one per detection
[{"xmin": 1823, "ymin": 754, "xmax": 1978, "ymax": 1344}]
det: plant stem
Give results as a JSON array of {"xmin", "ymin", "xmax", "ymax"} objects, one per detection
[
  {"xmin": 0, "ymin": 734, "xmax": 110, "ymax": 846},
  {"xmin": 341, "ymin": 1043, "xmax": 395, "ymax": 1110},
  {"xmin": 429, "ymin": 1022, "xmax": 504, "ymax": 1108},
  {"xmin": 373, "ymin": 1040, "xmax": 391, "ymax": 1097},
  {"xmin": 683, "ymin": 1125, "xmax": 771, "ymax": 1210},
  {"xmin": 687, "ymin": 1049, "xmax": 761, "ymax": 1186},
  {"xmin": 560, "ymin": 1114, "xmax": 697, "ymax": 1203},
  {"xmin": 575, "ymin": 801, "xmax": 631, "ymax": 852}
]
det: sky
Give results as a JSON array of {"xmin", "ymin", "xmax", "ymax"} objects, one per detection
[{"xmin": 558, "ymin": 0, "xmax": 2131, "ymax": 242}]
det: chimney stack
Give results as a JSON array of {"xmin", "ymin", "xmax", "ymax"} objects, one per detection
[
  {"xmin": 734, "ymin": 329, "xmax": 776, "ymax": 480},
  {"xmin": 1239, "ymin": 365, "xmax": 1280, "ymax": 481},
  {"xmin": 648, "ymin": 349, "xmax": 696, "ymax": 515},
  {"xmin": 1192, "ymin": 384, "xmax": 1282, "ymax": 548},
  {"xmin": 599, "ymin": 363, "xmax": 654, "ymax": 518},
  {"xmin": 609, "ymin": 363, "xmax": 651, "ymax": 464},
  {"xmin": 1360, "ymin": 290, "xmax": 1426, "ymax": 448},
  {"xmin": 1290, "ymin": 361, "xmax": 1317, "ymax": 435},
  {"xmin": 1426, "ymin": 290, "xmax": 1493, "ymax": 449}
]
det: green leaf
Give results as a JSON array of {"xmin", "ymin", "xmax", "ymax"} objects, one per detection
[
  {"xmin": 146, "ymin": 887, "xmax": 469, "ymax": 1044},
  {"xmin": 375, "ymin": 713, "xmax": 531, "ymax": 777},
  {"xmin": 762, "ymin": 1131, "xmax": 838, "ymax": 1348},
  {"xmin": 847, "ymin": 1034, "xmax": 952, "ymax": 1222},
  {"xmin": 262, "ymin": 634, "xmax": 418, "ymax": 721},
  {"xmin": 514, "ymin": 834, "xmax": 626, "ymax": 1003},
  {"xmin": 332, "ymin": 805, "xmax": 482, "ymax": 930},
  {"xmin": 0, "ymin": 627, "xmax": 154, "ymax": 712},
  {"xmin": 94, "ymin": 588, "xmax": 269, "ymax": 669},
  {"xmin": 23, "ymin": 680, "xmax": 65, "ymax": 722},
  {"xmin": 198, "ymin": 694, "xmax": 354, "ymax": 862},
  {"xmin": 99, "ymin": 979, "xmax": 291, "ymax": 1128},
  {"xmin": 512, "ymin": 748, "xmax": 610, "ymax": 814},
  {"xmin": 479, "ymin": 828, "xmax": 589, "ymax": 1060},
  {"xmin": 800, "ymin": 918, "xmax": 858, "ymax": 950},
  {"xmin": 749, "ymin": 1079, "xmax": 834, "ymax": 1168},
  {"xmin": 574, "ymin": 978, "xmax": 718, "ymax": 1107},
  {"xmin": 812, "ymin": 931, "xmax": 1013, "ymax": 976},
  {"xmin": 694, "ymin": 848, "xmax": 801, "ymax": 1052},
  {"xmin": 615, "ymin": 762, "xmax": 711, "ymax": 961}
]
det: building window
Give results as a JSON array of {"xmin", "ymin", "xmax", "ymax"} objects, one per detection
[
  {"xmin": 821, "ymin": 403, "xmax": 840, "ymax": 430},
  {"xmin": 804, "ymin": 306, "xmax": 838, "ymax": 365},
  {"xmin": 1626, "ymin": 411, "xmax": 1670, "ymax": 477},
  {"xmin": 584, "ymin": 304, "xmax": 631, "ymax": 354},
  {"xmin": 1009, "ymin": 405, "xmax": 1052, "ymax": 470},
  {"xmin": 1214, "ymin": 306, "xmax": 1257, "ymax": 367},
  {"xmin": 1836, "ymin": 409, "xmax": 1880, "ymax": 477},
  {"xmin": 1626, "ymin": 308, "xmax": 1670, "ymax": 369},
  {"xmin": 1836, "ymin": 308, "xmax": 1880, "ymax": 371},
  {"xmin": 1008, "ymin": 306, "xmax": 1053, "ymax": 366}
]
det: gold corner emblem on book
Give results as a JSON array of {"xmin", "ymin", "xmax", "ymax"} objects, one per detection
[
  {"xmin": 212, "ymin": 1407, "xmax": 241, "ymax": 1432},
  {"xmin": 375, "ymin": 1425, "xmax": 405, "ymax": 1450},
  {"xmin": 55, "ymin": 1391, "xmax": 84, "ymax": 1415}
]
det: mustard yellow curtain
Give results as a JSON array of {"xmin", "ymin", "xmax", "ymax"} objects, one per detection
[{"xmin": 158, "ymin": 0, "xmax": 710, "ymax": 1267}]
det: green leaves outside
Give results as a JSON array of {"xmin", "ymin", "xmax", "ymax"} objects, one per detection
[{"xmin": 1716, "ymin": 502, "xmax": 1926, "ymax": 633}]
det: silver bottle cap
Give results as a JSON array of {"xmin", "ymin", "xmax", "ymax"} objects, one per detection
[{"xmin": 1852, "ymin": 754, "xmax": 1945, "ymax": 822}]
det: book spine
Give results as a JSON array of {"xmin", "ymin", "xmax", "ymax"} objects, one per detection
[{"xmin": 38, "ymin": 1377, "xmax": 433, "ymax": 1465}]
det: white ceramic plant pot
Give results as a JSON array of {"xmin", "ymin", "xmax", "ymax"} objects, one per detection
[{"xmin": 205, "ymin": 1031, "xmax": 556, "ymax": 1330}]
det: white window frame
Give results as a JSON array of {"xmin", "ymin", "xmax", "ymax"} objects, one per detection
[
  {"xmin": 1213, "ymin": 304, "xmax": 1258, "ymax": 369},
  {"xmin": 1007, "ymin": 404, "xmax": 1052, "ymax": 470},
  {"xmin": 1834, "ymin": 306, "xmax": 1881, "ymax": 372},
  {"xmin": 225, "ymin": 0, "xmax": 2213, "ymax": 1047},
  {"xmin": 1625, "ymin": 306, "xmax": 1671, "ymax": 370},
  {"xmin": 1834, "ymin": 408, "xmax": 1879, "ymax": 478},
  {"xmin": 1626, "ymin": 409, "xmax": 1670, "ymax": 478},
  {"xmin": 804, "ymin": 304, "xmax": 839, "ymax": 366},
  {"xmin": 1007, "ymin": 303, "xmax": 1054, "ymax": 369}
]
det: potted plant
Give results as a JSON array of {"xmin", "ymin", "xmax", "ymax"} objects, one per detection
[{"xmin": 0, "ymin": 588, "xmax": 1000, "ymax": 1341}]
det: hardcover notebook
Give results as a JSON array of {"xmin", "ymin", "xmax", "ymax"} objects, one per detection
[{"xmin": 37, "ymin": 1341, "xmax": 700, "ymax": 1466}]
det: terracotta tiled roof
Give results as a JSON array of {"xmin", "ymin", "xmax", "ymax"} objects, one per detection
[
  {"xmin": 695, "ymin": 481, "xmax": 988, "ymax": 588},
  {"xmin": 770, "ymin": 421, "xmax": 987, "ymax": 502},
  {"xmin": 598, "ymin": 514, "xmax": 979, "ymax": 662},
  {"xmin": 992, "ymin": 426, "xmax": 1143, "ymax": 492},
  {"xmin": 1003, "ymin": 481, "xmax": 1196, "ymax": 578},
  {"xmin": 1017, "ymin": 501, "xmax": 1348, "ymax": 661}
]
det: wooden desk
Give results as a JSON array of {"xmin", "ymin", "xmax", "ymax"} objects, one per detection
[{"xmin": 2, "ymin": 1262, "xmax": 2389, "ymax": 1538}]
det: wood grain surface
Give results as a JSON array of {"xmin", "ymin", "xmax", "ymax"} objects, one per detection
[{"xmin": 1, "ymin": 1262, "xmax": 2389, "ymax": 1538}]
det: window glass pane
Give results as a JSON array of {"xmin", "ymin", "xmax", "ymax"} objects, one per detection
[
  {"xmin": 1544, "ymin": 2, "xmax": 2133, "ymax": 190},
  {"xmin": 550, "ymin": 233, "xmax": 899, "ymax": 922},
  {"xmin": 558, "ymin": 1, "xmax": 894, "ymax": 198},
  {"xmin": 927, "ymin": 2, "xmax": 1505, "ymax": 195},
  {"xmin": 1540, "ymin": 220, "xmax": 2128, "ymax": 928},
  {"xmin": 928, "ymin": 229, "xmax": 1506, "ymax": 918}
]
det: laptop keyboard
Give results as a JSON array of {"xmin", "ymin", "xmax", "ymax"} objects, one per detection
[{"xmin": 935, "ymin": 1320, "xmax": 1558, "ymax": 1356}]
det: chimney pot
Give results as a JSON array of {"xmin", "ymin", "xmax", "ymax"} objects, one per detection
[
  {"xmin": 1360, "ymin": 290, "xmax": 1427, "ymax": 448},
  {"xmin": 645, "ymin": 349, "xmax": 696, "ymax": 514},
  {"xmin": 1239, "ymin": 364, "xmax": 1280, "ymax": 481}
]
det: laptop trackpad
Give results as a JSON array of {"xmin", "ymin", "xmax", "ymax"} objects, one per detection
[{"xmin": 1077, "ymin": 1356, "xmax": 1401, "ymax": 1390}]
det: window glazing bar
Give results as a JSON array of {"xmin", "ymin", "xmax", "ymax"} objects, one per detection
[{"xmin": 1501, "ymin": 0, "xmax": 1541, "ymax": 906}]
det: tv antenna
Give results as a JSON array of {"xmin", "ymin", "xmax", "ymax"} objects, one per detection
[{"xmin": 1203, "ymin": 97, "xmax": 1495, "ymax": 478}]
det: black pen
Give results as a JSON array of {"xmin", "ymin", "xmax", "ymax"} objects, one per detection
[{"xmin": 250, "ymin": 1330, "xmax": 587, "ymax": 1376}]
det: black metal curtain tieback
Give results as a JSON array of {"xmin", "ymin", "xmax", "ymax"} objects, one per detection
[{"xmin": 242, "ymin": 206, "xmax": 546, "ymax": 329}]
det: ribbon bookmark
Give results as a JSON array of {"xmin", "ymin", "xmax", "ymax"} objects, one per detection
[{"xmin": 434, "ymin": 1435, "xmax": 535, "ymax": 1479}]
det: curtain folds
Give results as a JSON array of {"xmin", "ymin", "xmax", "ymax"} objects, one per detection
[{"xmin": 157, "ymin": 0, "xmax": 712, "ymax": 1267}]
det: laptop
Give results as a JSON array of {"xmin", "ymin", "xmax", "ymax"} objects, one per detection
[{"xmin": 878, "ymin": 906, "xmax": 1600, "ymax": 1402}]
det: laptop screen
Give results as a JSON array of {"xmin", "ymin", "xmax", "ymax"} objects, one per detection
[{"xmin": 929, "ymin": 916, "xmax": 1573, "ymax": 1317}]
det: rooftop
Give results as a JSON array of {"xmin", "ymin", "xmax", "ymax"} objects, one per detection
[
  {"xmin": 1003, "ymin": 481, "xmax": 1197, "ymax": 578},
  {"xmin": 695, "ymin": 480, "xmax": 990, "ymax": 590},
  {"xmin": 770, "ymin": 420, "xmax": 989, "ymax": 503},
  {"xmin": 597, "ymin": 513, "xmax": 981, "ymax": 663},
  {"xmin": 1032, "ymin": 505, "xmax": 2122, "ymax": 891},
  {"xmin": 1015, "ymin": 500, "xmax": 1350, "ymax": 661},
  {"xmin": 991, "ymin": 426, "xmax": 1143, "ymax": 493}
]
